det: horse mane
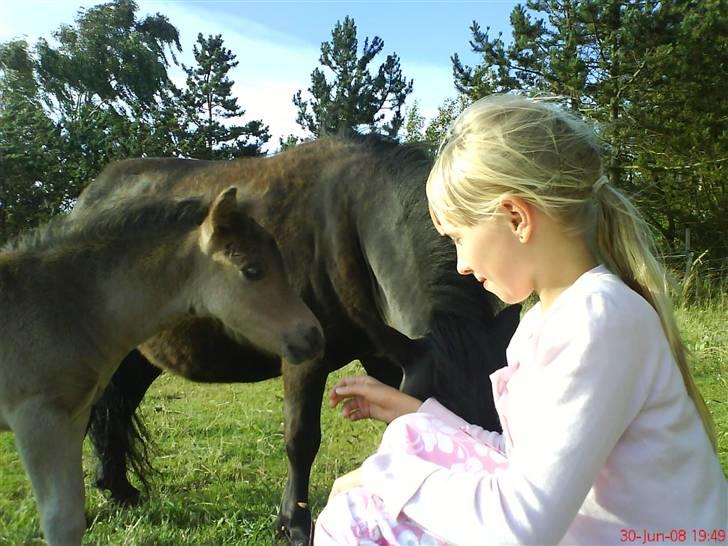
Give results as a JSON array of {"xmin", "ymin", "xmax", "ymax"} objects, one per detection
[
  {"xmin": 426, "ymin": 305, "xmax": 521, "ymax": 429},
  {"xmin": 337, "ymin": 132, "xmax": 502, "ymax": 315},
  {"xmin": 2, "ymin": 196, "xmax": 209, "ymax": 255}
]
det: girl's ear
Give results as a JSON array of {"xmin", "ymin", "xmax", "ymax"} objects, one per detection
[{"xmin": 499, "ymin": 196, "xmax": 533, "ymax": 243}]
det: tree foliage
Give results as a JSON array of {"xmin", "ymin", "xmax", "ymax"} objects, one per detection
[
  {"xmin": 0, "ymin": 1, "xmax": 270, "ymax": 242},
  {"xmin": 424, "ymin": 95, "xmax": 471, "ymax": 146},
  {"xmin": 402, "ymin": 95, "xmax": 471, "ymax": 149},
  {"xmin": 401, "ymin": 100, "xmax": 425, "ymax": 143},
  {"xmin": 33, "ymin": 0, "xmax": 181, "ymax": 115},
  {"xmin": 293, "ymin": 16, "xmax": 413, "ymax": 137},
  {"xmin": 0, "ymin": 40, "xmax": 64, "ymax": 237},
  {"xmin": 451, "ymin": 0, "xmax": 728, "ymax": 255},
  {"xmin": 0, "ymin": 0, "xmax": 183, "ymax": 241}
]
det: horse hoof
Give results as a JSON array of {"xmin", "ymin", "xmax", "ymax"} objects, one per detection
[
  {"xmin": 96, "ymin": 478, "xmax": 142, "ymax": 506},
  {"xmin": 112, "ymin": 489, "xmax": 142, "ymax": 507},
  {"xmin": 276, "ymin": 522, "xmax": 311, "ymax": 546}
]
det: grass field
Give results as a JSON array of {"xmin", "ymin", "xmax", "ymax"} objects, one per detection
[{"xmin": 0, "ymin": 306, "xmax": 725, "ymax": 545}]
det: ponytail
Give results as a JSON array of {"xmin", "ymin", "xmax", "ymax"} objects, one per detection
[{"xmin": 593, "ymin": 183, "xmax": 717, "ymax": 451}]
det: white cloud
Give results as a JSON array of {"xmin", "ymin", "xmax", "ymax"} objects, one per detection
[
  {"xmin": 0, "ymin": 1, "xmax": 98, "ymax": 43},
  {"xmin": 400, "ymin": 59, "xmax": 458, "ymax": 120},
  {"xmin": 231, "ymin": 78, "xmax": 310, "ymax": 144}
]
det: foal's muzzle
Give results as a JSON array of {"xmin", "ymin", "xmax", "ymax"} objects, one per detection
[{"xmin": 281, "ymin": 324, "xmax": 325, "ymax": 364}]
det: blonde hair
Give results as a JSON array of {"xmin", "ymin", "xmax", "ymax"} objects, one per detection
[{"xmin": 426, "ymin": 94, "xmax": 716, "ymax": 450}]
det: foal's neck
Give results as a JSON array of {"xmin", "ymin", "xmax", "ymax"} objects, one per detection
[
  {"xmin": 93, "ymin": 232, "xmax": 202, "ymax": 355},
  {"xmin": 3, "ymin": 228, "xmax": 204, "ymax": 365}
]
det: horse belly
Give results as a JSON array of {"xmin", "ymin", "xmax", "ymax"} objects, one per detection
[{"xmin": 138, "ymin": 319, "xmax": 282, "ymax": 383}]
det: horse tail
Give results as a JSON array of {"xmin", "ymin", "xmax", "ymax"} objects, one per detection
[{"xmin": 88, "ymin": 350, "xmax": 162, "ymax": 503}]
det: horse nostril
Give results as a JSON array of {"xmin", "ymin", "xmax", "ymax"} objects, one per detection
[
  {"xmin": 282, "ymin": 324, "xmax": 325, "ymax": 364},
  {"xmin": 304, "ymin": 325, "xmax": 324, "ymax": 355}
]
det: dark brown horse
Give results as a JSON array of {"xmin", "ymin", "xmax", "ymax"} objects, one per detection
[{"xmin": 73, "ymin": 135, "xmax": 520, "ymax": 545}]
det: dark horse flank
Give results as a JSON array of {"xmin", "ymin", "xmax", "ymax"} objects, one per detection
[{"xmin": 75, "ymin": 135, "xmax": 520, "ymax": 545}]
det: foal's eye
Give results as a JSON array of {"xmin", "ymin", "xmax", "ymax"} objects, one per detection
[
  {"xmin": 224, "ymin": 244, "xmax": 240, "ymax": 257},
  {"xmin": 241, "ymin": 263, "xmax": 264, "ymax": 281}
]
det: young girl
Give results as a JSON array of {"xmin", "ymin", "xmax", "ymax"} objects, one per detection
[{"xmin": 314, "ymin": 95, "xmax": 727, "ymax": 545}]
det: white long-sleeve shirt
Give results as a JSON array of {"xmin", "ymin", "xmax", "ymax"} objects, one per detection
[{"xmin": 361, "ymin": 265, "xmax": 727, "ymax": 545}]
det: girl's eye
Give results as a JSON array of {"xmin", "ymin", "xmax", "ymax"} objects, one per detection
[{"xmin": 241, "ymin": 263, "xmax": 263, "ymax": 281}]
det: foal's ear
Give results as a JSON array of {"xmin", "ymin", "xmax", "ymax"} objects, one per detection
[
  {"xmin": 210, "ymin": 186, "xmax": 238, "ymax": 225},
  {"xmin": 200, "ymin": 186, "xmax": 238, "ymax": 250}
]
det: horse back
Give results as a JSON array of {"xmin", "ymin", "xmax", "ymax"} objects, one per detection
[{"xmin": 73, "ymin": 157, "xmax": 243, "ymax": 214}]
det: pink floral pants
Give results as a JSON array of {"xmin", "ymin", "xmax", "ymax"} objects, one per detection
[{"xmin": 314, "ymin": 412, "xmax": 508, "ymax": 545}]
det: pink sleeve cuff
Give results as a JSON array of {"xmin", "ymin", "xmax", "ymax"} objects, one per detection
[{"xmin": 418, "ymin": 398, "xmax": 506, "ymax": 455}]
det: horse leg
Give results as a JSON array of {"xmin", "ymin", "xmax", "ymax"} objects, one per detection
[
  {"xmin": 88, "ymin": 349, "xmax": 162, "ymax": 505},
  {"xmin": 11, "ymin": 400, "xmax": 88, "ymax": 546},
  {"xmin": 277, "ymin": 360, "xmax": 328, "ymax": 546}
]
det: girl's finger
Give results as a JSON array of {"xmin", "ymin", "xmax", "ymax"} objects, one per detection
[
  {"xmin": 341, "ymin": 398, "xmax": 364, "ymax": 419},
  {"xmin": 342, "ymin": 407, "xmax": 361, "ymax": 421},
  {"xmin": 329, "ymin": 377, "xmax": 366, "ymax": 405},
  {"xmin": 329, "ymin": 387, "xmax": 344, "ymax": 406},
  {"xmin": 329, "ymin": 376, "xmax": 383, "ymax": 408},
  {"xmin": 329, "ymin": 386, "xmax": 358, "ymax": 407},
  {"xmin": 334, "ymin": 382, "xmax": 371, "ymax": 399}
]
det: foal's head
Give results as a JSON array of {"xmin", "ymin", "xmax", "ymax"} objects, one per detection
[{"xmin": 196, "ymin": 187, "xmax": 324, "ymax": 364}]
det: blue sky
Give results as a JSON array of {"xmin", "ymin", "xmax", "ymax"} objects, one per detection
[{"xmin": 0, "ymin": 0, "xmax": 520, "ymax": 147}]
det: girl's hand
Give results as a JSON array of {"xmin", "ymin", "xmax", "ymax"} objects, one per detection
[
  {"xmin": 329, "ymin": 375, "xmax": 423, "ymax": 424},
  {"xmin": 328, "ymin": 467, "xmax": 363, "ymax": 503}
]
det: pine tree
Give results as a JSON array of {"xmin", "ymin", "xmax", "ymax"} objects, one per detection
[
  {"xmin": 293, "ymin": 16, "xmax": 413, "ymax": 138},
  {"xmin": 181, "ymin": 33, "xmax": 269, "ymax": 159}
]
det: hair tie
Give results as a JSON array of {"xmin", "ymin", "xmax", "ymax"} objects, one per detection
[{"xmin": 593, "ymin": 175, "xmax": 610, "ymax": 194}]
